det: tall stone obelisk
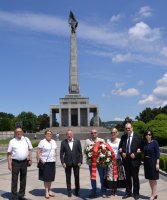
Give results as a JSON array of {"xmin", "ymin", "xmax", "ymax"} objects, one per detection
[
  {"xmin": 49, "ymin": 11, "xmax": 100, "ymax": 127},
  {"xmin": 68, "ymin": 11, "xmax": 79, "ymax": 94}
]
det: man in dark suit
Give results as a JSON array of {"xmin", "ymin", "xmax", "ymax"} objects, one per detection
[
  {"xmin": 60, "ymin": 129, "xmax": 83, "ymax": 197},
  {"xmin": 119, "ymin": 123, "xmax": 142, "ymax": 200}
]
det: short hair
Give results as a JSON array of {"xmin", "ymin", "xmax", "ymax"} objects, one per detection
[{"xmin": 44, "ymin": 129, "xmax": 53, "ymax": 135}]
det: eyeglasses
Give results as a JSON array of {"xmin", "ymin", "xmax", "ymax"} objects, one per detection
[
  {"xmin": 146, "ymin": 133, "xmax": 152, "ymax": 136},
  {"xmin": 125, "ymin": 128, "xmax": 131, "ymax": 130},
  {"xmin": 91, "ymin": 132, "xmax": 97, "ymax": 134},
  {"xmin": 111, "ymin": 132, "xmax": 117, "ymax": 134}
]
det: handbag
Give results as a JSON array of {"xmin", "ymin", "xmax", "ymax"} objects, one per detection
[{"xmin": 37, "ymin": 160, "xmax": 45, "ymax": 169}]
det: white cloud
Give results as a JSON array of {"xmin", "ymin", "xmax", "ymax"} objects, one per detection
[
  {"xmin": 138, "ymin": 73, "xmax": 167, "ymax": 107},
  {"xmin": 111, "ymin": 88, "xmax": 140, "ymax": 96},
  {"xmin": 0, "ymin": 10, "xmax": 167, "ymax": 67},
  {"xmin": 134, "ymin": 6, "xmax": 152, "ymax": 21},
  {"xmin": 110, "ymin": 14, "xmax": 121, "ymax": 23},
  {"xmin": 0, "ymin": 11, "xmax": 68, "ymax": 36},
  {"xmin": 139, "ymin": 6, "xmax": 152, "ymax": 18},
  {"xmin": 112, "ymin": 53, "xmax": 132, "ymax": 63},
  {"xmin": 137, "ymin": 80, "xmax": 144, "ymax": 86},
  {"xmin": 161, "ymin": 47, "xmax": 167, "ymax": 57},
  {"xmin": 113, "ymin": 117, "xmax": 124, "ymax": 121},
  {"xmin": 115, "ymin": 82, "xmax": 125, "ymax": 88},
  {"xmin": 128, "ymin": 22, "xmax": 160, "ymax": 41}
]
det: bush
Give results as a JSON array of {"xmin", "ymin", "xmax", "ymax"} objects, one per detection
[{"xmin": 160, "ymin": 155, "xmax": 167, "ymax": 172}]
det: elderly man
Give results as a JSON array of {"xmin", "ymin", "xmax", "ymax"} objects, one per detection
[
  {"xmin": 7, "ymin": 127, "xmax": 33, "ymax": 200},
  {"xmin": 119, "ymin": 123, "xmax": 142, "ymax": 200},
  {"xmin": 85, "ymin": 128, "xmax": 106, "ymax": 198},
  {"xmin": 60, "ymin": 129, "xmax": 83, "ymax": 197}
]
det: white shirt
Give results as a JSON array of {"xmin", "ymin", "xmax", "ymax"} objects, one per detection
[
  {"xmin": 38, "ymin": 138, "xmax": 57, "ymax": 162},
  {"xmin": 107, "ymin": 138, "xmax": 121, "ymax": 159},
  {"xmin": 7, "ymin": 136, "xmax": 33, "ymax": 160},
  {"xmin": 68, "ymin": 138, "xmax": 74, "ymax": 150}
]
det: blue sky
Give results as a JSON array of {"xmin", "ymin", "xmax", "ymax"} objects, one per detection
[{"xmin": 0, "ymin": 0, "xmax": 167, "ymax": 122}]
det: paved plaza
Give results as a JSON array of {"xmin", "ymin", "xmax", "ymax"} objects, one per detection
[{"xmin": 0, "ymin": 140, "xmax": 167, "ymax": 200}]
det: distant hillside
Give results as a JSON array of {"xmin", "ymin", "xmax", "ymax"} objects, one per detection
[{"xmin": 103, "ymin": 121, "xmax": 123, "ymax": 128}]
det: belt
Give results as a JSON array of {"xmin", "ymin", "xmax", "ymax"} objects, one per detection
[
  {"xmin": 145, "ymin": 156, "xmax": 150, "ymax": 158},
  {"xmin": 12, "ymin": 159, "xmax": 27, "ymax": 163}
]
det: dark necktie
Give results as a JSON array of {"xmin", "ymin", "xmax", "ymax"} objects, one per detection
[{"xmin": 126, "ymin": 136, "xmax": 131, "ymax": 153}]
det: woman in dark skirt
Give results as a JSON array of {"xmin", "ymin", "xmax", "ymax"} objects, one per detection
[
  {"xmin": 105, "ymin": 128, "xmax": 126, "ymax": 196},
  {"xmin": 36, "ymin": 130, "xmax": 57, "ymax": 199},
  {"xmin": 143, "ymin": 130, "xmax": 160, "ymax": 200}
]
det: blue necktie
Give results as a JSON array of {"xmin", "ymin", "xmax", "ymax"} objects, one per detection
[{"xmin": 126, "ymin": 136, "xmax": 131, "ymax": 153}]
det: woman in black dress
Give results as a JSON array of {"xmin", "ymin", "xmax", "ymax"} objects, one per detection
[{"xmin": 143, "ymin": 130, "xmax": 160, "ymax": 200}]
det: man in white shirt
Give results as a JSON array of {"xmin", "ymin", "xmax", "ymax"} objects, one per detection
[
  {"xmin": 85, "ymin": 129, "xmax": 106, "ymax": 198},
  {"xmin": 7, "ymin": 127, "xmax": 33, "ymax": 200}
]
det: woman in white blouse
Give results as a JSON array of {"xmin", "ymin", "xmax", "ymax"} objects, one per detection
[
  {"xmin": 36, "ymin": 130, "xmax": 57, "ymax": 199},
  {"xmin": 105, "ymin": 128, "xmax": 126, "ymax": 196}
]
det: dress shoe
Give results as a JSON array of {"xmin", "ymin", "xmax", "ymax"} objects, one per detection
[
  {"xmin": 134, "ymin": 195, "xmax": 140, "ymax": 200},
  {"xmin": 18, "ymin": 197, "xmax": 28, "ymax": 200},
  {"xmin": 74, "ymin": 191, "xmax": 80, "ymax": 197},
  {"xmin": 68, "ymin": 192, "xmax": 72, "ymax": 197},
  {"xmin": 122, "ymin": 193, "xmax": 132, "ymax": 199}
]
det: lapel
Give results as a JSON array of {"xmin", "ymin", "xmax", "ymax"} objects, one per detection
[{"xmin": 65, "ymin": 139, "xmax": 72, "ymax": 151}]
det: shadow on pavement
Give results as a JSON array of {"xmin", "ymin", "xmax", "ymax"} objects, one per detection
[{"xmin": 1, "ymin": 191, "xmax": 12, "ymax": 200}]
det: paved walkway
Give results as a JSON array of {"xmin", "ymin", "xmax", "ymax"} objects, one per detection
[{"xmin": 0, "ymin": 140, "xmax": 167, "ymax": 200}]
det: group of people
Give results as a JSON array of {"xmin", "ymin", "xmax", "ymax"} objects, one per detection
[{"xmin": 7, "ymin": 123, "xmax": 160, "ymax": 200}]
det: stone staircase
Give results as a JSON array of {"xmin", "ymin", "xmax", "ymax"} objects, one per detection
[{"xmin": 27, "ymin": 126, "xmax": 111, "ymax": 141}]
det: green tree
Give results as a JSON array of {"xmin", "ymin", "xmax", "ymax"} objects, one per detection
[
  {"xmin": 37, "ymin": 114, "xmax": 49, "ymax": 130},
  {"xmin": 0, "ymin": 112, "xmax": 15, "ymax": 131},
  {"xmin": 133, "ymin": 121, "xmax": 146, "ymax": 136},
  {"xmin": 136, "ymin": 107, "xmax": 158, "ymax": 123},
  {"xmin": 16, "ymin": 111, "xmax": 37, "ymax": 132}
]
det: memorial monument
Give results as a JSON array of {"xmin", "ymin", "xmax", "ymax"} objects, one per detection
[{"xmin": 49, "ymin": 11, "xmax": 99, "ymax": 127}]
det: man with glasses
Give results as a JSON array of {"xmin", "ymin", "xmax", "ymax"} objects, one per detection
[
  {"xmin": 119, "ymin": 123, "xmax": 142, "ymax": 200},
  {"xmin": 85, "ymin": 129, "xmax": 106, "ymax": 198}
]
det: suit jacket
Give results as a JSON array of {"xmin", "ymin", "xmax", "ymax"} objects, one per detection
[
  {"xmin": 60, "ymin": 138, "xmax": 83, "ymax": 166},
  {"xmin": 119, "ymin": 133, "xmax": 142, "ymax": 167}
]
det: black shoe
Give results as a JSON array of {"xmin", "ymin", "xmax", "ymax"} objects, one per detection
[
  {"xmin": 134, "ymin": 195, "xmax": 140, "ymax": 200},
  {"xmin": 122, "ymin": 193, "xmax": 132, "ymax": 199},
  {"xmin": 68, "ymin": 192, "xmax": 72, "ymax": 197},
  {"xmin": 18, "ymin": 197, "xmax": 27, "ymax": 200},
  {"xmin": 75, "ymin": 191, "xmax": 80, "ymax": 197}
]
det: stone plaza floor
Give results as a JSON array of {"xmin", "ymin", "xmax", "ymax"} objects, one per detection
[{"xmin": 0, "ymin": 140, "xmax": 167, "ymax": 200}]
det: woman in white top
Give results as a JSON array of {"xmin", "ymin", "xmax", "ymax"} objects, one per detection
[
  {"xmin": 36, "ymin": 130, "xmax": 57, "ymax": 199},
  {"xmin": 105, "ymin": 128, "xmax": 126, "ymax": 196}
]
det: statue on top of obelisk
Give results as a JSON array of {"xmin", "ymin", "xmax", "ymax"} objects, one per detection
[{"xmin": 68, "ymin": 10, "xmax": 78, "ymax": 33}]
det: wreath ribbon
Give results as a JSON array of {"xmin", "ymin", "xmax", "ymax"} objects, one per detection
[{"xmin": 91, "ymin": 142, "xmax": 118, "ymax": 180}]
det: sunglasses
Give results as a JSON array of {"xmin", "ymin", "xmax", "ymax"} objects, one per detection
[{"xmin": 146, "ymin": 133, "xmax": 152, "ymax": 136}]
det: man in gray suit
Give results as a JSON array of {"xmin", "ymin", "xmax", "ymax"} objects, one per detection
[{"xmin": 60, "ymin": 129, "xmax": 83, "ymax": 197}]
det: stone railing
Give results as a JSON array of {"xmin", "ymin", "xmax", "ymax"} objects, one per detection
[{"xmin": 0, "ymin": 131, "xmax": 14, "ymax": 139}]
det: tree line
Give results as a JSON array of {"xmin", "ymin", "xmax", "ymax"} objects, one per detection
[{"xmin": 0, "ymin": 111, "xmax": 49, "ymax": 132}]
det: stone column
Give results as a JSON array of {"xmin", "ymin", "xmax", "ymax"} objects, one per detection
[
  {"xmin": 87, "ymin": 108, "xmax": 90, "ymax": 126},
  {"xmin": 94, "ymin": 108, "xmax": 99, "ymax": 126},
  {"xmin": 69, "ymin": 31, "xmax": 79, "ymax": 94},
  {"xmin": 68, "ymin": 108, "xmax": 71, "ymax": 126},
  {"xmin": 78, "ymin": 108, "xmax": 80, "ymax": 126},
  {"xmin": 49, "ymin": 108, "xmax": 52, "ymax": 127},
  {"xmin": 59, "ymin": 108, "xmax": 62, "ymax": 127}
]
